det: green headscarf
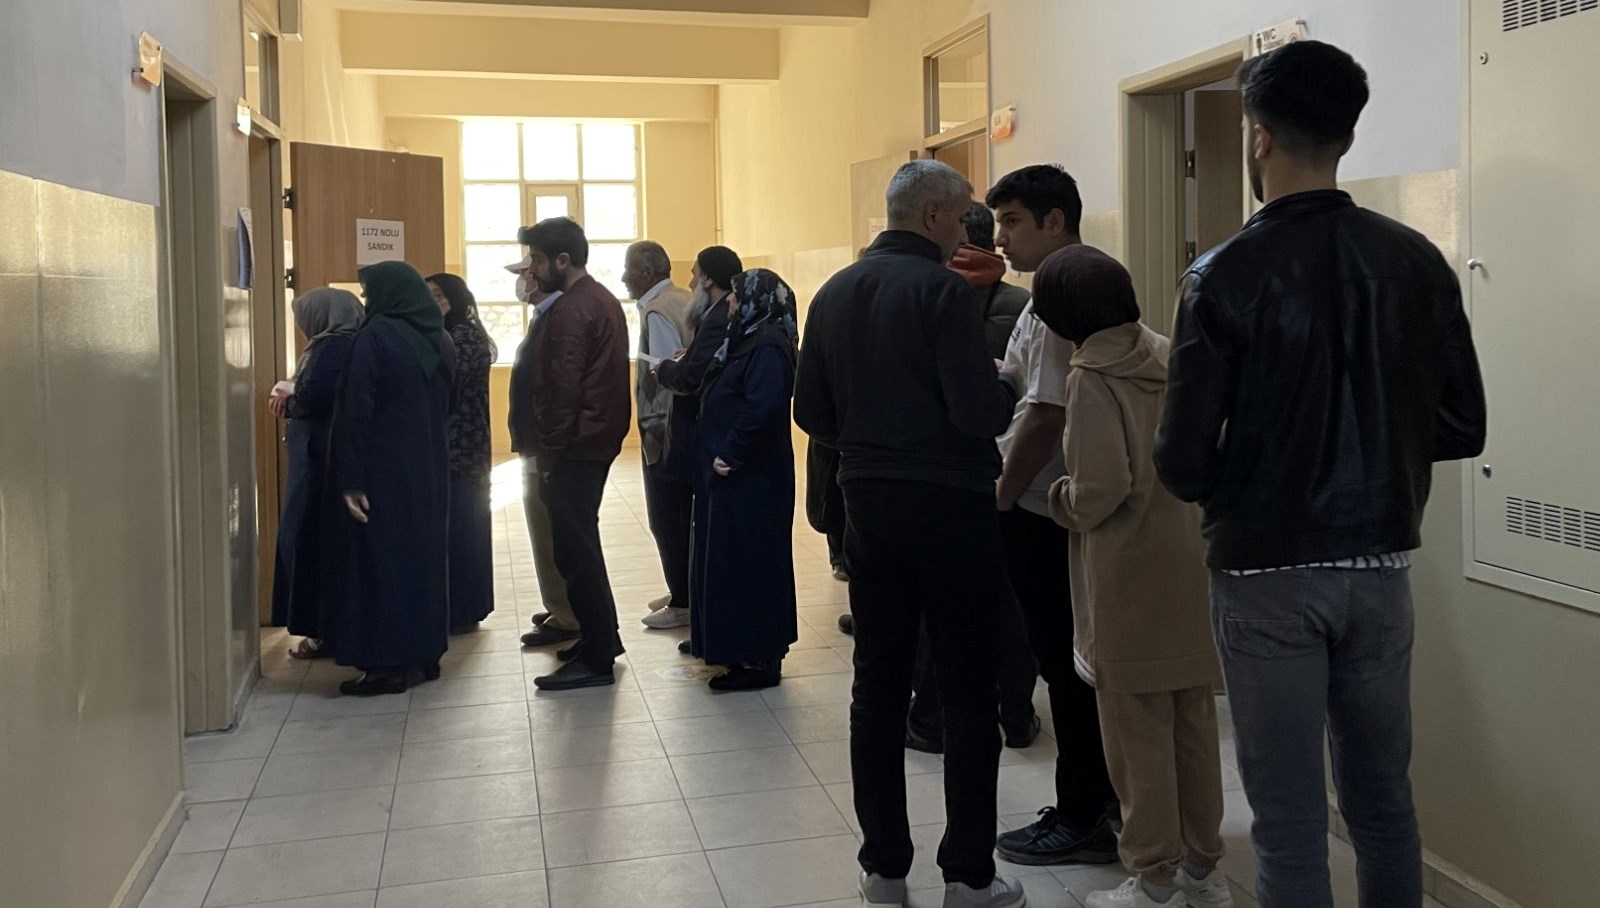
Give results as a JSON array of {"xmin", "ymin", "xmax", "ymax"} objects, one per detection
[{"xmin": 357, "ymin": 260, "xmax": 445, "ymax": 378}]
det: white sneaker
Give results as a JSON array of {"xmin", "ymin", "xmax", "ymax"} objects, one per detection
[
  {"xmin": 645, "ymin": 594, "xmax": 672, "ymax": 613},
  {"xmin": 943, "ymin": 875, "xmax": 1026, "ymax": 908},
  {"xmin": 1085, "ymin": 878, "xmax": 1188, "ymax": 908},
  {"xmin": 1175, "ymin": 868, "xmax": 1234, "ymax": 908},
  {"xmin": 859, "ymin": 872, "xmax": 907, "ymax": 906},
  {"xmin": 641, "ymin": 606, "xmax": 690, "ymax": 629}
]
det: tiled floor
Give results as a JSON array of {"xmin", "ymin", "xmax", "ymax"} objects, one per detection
[{"xmin": 145, "ymin": 453, "xmax": 1441, "ymax": 908}]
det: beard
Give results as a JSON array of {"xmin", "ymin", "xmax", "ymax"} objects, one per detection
[
  {"xmin": 534, "ymin": 268, "xmax": 565, "ymax": 294},
  {"xmin": 689, "ymin": 285, "xmax": 711, "ymax": 319}
]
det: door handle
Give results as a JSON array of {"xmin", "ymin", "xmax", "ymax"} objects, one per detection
[{"xmin": 1467, "ymin": 258, "xmax": 1485, "ymax": 271}]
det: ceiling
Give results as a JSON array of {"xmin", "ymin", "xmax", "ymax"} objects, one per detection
[{"xmin": 313, "ymin": 0, "xmax": 868, "ymax": 27}]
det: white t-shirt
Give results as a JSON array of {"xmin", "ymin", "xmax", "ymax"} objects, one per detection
[{"xmin": 995, "ymin": 302, "xmax": 1075, "ymax": 516}]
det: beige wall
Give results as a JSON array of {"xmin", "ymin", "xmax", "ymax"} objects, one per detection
[
  {"xmin": 379, "ymin": 76, "xmax": 718, "ymax": 122},
  {"xmin": 0, "ymin": 0, "xmax": 263, "ymax": 904},
  {"xmin": 643, "ymin": 120, "xmax": 719, "ymax": 268},
  {"xmin": 281, "ymin": 5, "xmax": 389, "ymax": 149}
]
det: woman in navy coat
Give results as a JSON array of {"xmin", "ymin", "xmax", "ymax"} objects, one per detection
[
  {"xmin": 688, "ymin": 269, "xmax": 800, "ymax": 691},
  {"xmin": 271, "ymin": 288, "xmax": 363, "ymax": 659},
  {"xmin": 328, "ymin": 261, "xmax": 456, "ymax": 696}
]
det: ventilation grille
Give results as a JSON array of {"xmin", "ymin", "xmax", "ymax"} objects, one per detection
[
  {"xmin": 1506, "ymin": 497, "xmax": 1600, "ymax": 551},
  {"xmin": 1502, "ymin": 0, "xmax": 1598, "ymax": 30}
]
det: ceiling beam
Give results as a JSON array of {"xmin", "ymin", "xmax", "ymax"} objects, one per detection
[{"xmin": 340, "ymin": 11, "xmax": 779, "ymax": 82}]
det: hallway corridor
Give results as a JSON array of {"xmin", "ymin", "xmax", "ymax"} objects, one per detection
[{"xmin": 141, "ymin": 455, "xmax": 1438, "ymax": 908}]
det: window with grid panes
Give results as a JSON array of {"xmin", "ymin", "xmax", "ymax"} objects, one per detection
[{"xmin": 461, "ymin": 121, "xmax": 643, "ymax": 362}]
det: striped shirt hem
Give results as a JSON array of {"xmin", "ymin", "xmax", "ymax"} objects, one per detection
[{"xmin": 1220, "ymin": 552, "xmax": 1412, "ymax": 577}]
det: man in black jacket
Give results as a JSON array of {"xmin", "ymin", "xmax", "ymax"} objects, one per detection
[
  {"xmin": 652, "ymin": 245, "xmax": 741, "ymax": 655},
  {"xmin": 1154, "ymin": 41, "xmax": 1486, "ymax": 908},
  {"xmin": 796, "ymin": 159, "xmax": 1026, "ymax": 908}
]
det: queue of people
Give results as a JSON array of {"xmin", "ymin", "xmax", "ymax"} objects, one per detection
[
  {"xmin": 791, "ymin": 39, "xmax": 1485, "ymax": 908},
  {"xmin": 263, "ymin": 38, "xmax": 1486, "ymax": 908}
]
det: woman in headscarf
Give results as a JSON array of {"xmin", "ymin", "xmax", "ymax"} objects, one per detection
[
  {"xmin": 327, "ymin": 260, "xmax": 456, "ymax": 696},
  {"xmin": 270, "ymin": 288, "xmax": 364, "ymax": 660},
  {"xmin": 687, "ymin": 268, "xmax": 800, "ymax": 691},
  {"xmin": 427, "ymin": 272, "xmax": 497, "ymax": 633}
]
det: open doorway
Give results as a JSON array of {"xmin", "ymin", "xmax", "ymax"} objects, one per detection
[
  {"xmin": 249, "ymin": 127, "xmax": 289, "ymax": 628},
  {"xmin": 924, "ymin": 17, "xmax": 992, "ymax": 195},
  {"xmin": 159, "ymin": 58, "xmax": 238, "ymax": 733},
  {"xmin": 1119, "ymin": 39, "xmax": 1251, "ymax": 332}
]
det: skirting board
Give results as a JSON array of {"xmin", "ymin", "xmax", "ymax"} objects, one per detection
[
  {"xmin": 1328, "ymin": 803, "xmax": 1522, "ymax": 908},
  {"xmin": 110, "ymin": 792, "xmax": 185, "ymax": 908}
]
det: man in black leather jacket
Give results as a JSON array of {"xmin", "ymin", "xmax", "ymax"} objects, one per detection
[{"xmin": 1154, "ymin": 41, "xmax": 1486, "ymax": 908}]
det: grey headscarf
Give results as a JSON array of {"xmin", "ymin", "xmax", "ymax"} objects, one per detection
[{"xmin": 291, "ymin": 287, "xmax": 365, "ymax": 375}]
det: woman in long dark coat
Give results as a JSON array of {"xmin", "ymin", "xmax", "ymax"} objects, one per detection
[
  {"xmin": 689, "ymin": 268, "xmax": 800, "ymax": 691},
  {"xmin": 328, "ymin": 261, "xmax": 456, "ymax": 696},
  {"xmin": 270, "ymin": 288, "xmax": 363, "ymax": 659},
  {"xmin": 428, "ymin": 272, "xmax": 497, "ymax": 632}
]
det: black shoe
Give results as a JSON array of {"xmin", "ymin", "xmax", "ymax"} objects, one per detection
[
  {"xmin": 994, "ymin": 807, "xmax": 1119, "ymax": 866},
  {"xmin": 531, "ymin": 612, "xmax": 552, "ymax": 626},
  {"xmin": 534, "ymin": 660, "xmax": 616, "ymax": 691},
  {"xmin": 709, "ymin": 662, "xmax": 781, "ymax": 691},
  {"xmin": 449, "ymin": 622, "xmax": 480, "ymax": 636},
  {"xmin": 904, "ymin": 723, "xmax": 943, "ymax": 755},
  {"xmin": 522, "ymin": 624, "xmax": 581, "ymax": 648},
  {"xmin": 339, "ymin": 668, "xmax": 423, "ymax": 697},
  {"xmin": 560, "ymin": 641, "xmax": 624, "ymax": 662},
  {"xmin": 831, "ymin": 564, "xmax": 850, "ymax": 582},
  {"xmin": 422, "ymin": 663, "xmax": 442, "ymax": 682},
  {"xmin": 678, "ymin": 639, "xmax": 694, "ymax": 655},
  {"xmin": 837, "ymin": 614, "xmax": 854, "ymax": 636},
  {"xmin": 1003, "ymin": 714, "xmax": 1042, "ymax": 749}
]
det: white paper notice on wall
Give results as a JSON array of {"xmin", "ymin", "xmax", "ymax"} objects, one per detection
[{"xmin": 356, "ymin": 219, "xmax": 406, "ymax": 266}]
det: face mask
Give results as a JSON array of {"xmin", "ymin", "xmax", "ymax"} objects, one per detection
[{"xmin": 515, "ymin": 275, "xmax": 532, "ymax": 304}]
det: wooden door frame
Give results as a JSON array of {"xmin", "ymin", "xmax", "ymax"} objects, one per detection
[
  {"xmin": 158, "ymin": 54, "xmax": 236, "ymax": 733},
  {"xmin": 1119, "ymin": 38, "xmax": 1248, "ymax": 333},
  {"xmin": 249, "ymin": 124, "xmax": 288, "ymax": 627}
]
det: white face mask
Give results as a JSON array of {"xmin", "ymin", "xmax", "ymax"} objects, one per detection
[{"xmin": 515, "ymin": 275, "xmax": 532, "ymax": 304}]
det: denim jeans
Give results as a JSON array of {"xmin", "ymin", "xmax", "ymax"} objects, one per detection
[{"xmin": 1210, "ymin": 567, "xmax": 1422, "ymax": 908}]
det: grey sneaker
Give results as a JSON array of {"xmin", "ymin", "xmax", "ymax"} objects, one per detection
[
  {"xmin": 943, "ymin": 875, "xmax": 1026, "ymax": 908},
  {"xmin": 859, "ymin": 871, "xmax": 907, "ymax": 906},
  {"xmin": 1175, "ymin": 868, "xmax": 1233, "ymax": 908}
]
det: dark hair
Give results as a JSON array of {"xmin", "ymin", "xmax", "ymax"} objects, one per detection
[
  {"xmin": 520, "ymin": 217, "xmax": 589, "ymax": 267},
  {"xmin": 1029, "ymin": 245, "xmax": 1140, "ymax": 344},
  {"xmin": 963, "ymin": 203, "xmax": 995, "ymax": 251},
  {"xmin": 1237, "ymin": 40, "xmax": 1369, "ymax": 158},
  {"xmin": 427, "ymin": 272, "xmax": 498, "ymax": 360},
  {"xmin": 695, "ymin": 246, "xmax": 744, "ymax": 291},
  {"xmin": 985, "ymin": 164, "xmax": 1083, "ymax": 234}
]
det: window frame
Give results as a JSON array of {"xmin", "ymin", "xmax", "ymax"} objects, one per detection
[{"xmin": 461, "ymin": 120, "xmax": 645, "ymax": 363}]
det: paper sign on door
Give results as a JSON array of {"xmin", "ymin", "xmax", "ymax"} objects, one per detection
[{"xmin": 356, "ymin": 219, "xmax": 406, "ymax": 266}]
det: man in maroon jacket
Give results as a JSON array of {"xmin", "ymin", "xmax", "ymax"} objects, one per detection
[{"xmin": 520, "ymin": 217, "xmax": 633, "ymax": 691}]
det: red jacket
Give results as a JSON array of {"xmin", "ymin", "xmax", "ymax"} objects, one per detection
[{"xmin": 525, "ymin": 275, "xmax": 632, "ymax": 463}]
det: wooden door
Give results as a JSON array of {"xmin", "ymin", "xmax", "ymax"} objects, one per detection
[
  {"xmin": 288, "ymin": 143, "xmax": 446, "ymax": 294},
  {"xmin": 1191, "ymin": 90, "xmax": 1245, "ymax": 258}
]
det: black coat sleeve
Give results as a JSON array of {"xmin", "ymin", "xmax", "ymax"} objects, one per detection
[
  {"xmin": 288, "ymin": 335, "xmax": 354, "ymax": 420},
  {"xmin": 1431, "ymin": 281, "xmax": 1488, "ymax": 462},
  {"xmin": 1154, "ymin": 271, "xmax": 1238, "ymax": 504},
  {"xmin": 657, "ymin": 302, "xmax": 729, "ymax": 397}
]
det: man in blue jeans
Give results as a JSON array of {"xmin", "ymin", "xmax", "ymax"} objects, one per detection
[{"xmin": 1154, "ymin": 41, "xmax": 1487, "ymax": 908}]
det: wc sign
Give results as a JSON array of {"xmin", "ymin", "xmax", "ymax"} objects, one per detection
[{"xmin": 356, "ymin": 218, "xmax": 406, "ymax": 266}]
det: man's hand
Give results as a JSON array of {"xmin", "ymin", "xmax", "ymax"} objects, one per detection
[
  {"xmin": 344, "ymin": 493, "xmax": 371, "ymax": 524},
  {"xmin": 712, "ymin": 457, "xmax": 733, "ymax": 477}
]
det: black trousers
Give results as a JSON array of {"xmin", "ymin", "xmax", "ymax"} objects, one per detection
[
  {"xmin": 543, "ymin": 458, "xmax": 623, "ymax": 670},
  {"xmin": 999, "ymin": 506, "xmax": 1116, "ymax": 827},
  {"xmin": 642, "ymin": 459, "xmax": 693, "ymax": 610},
  {"xmin": 845, "ymin": 480, "xmax": 1004, "ymax": 888},
  {"xmin": 905, "ymin": 588, "xmax": 1038, "ymax": 740}
]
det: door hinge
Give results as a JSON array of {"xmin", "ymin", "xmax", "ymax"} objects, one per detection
[
  {"xmin": 1185, "ymin": 241, "xmax": 1198, "ymax": 264},
  {"xmin": 285, "ymin": 268, "xmax": 297, "ymax": 290},
  {"xmin": 282, "ymin": 187, "xmax": 295, "ymax": 210},
  {"xmin": 1185, "ymin": 150, "xmax": 1196, "ymax": 179}
]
